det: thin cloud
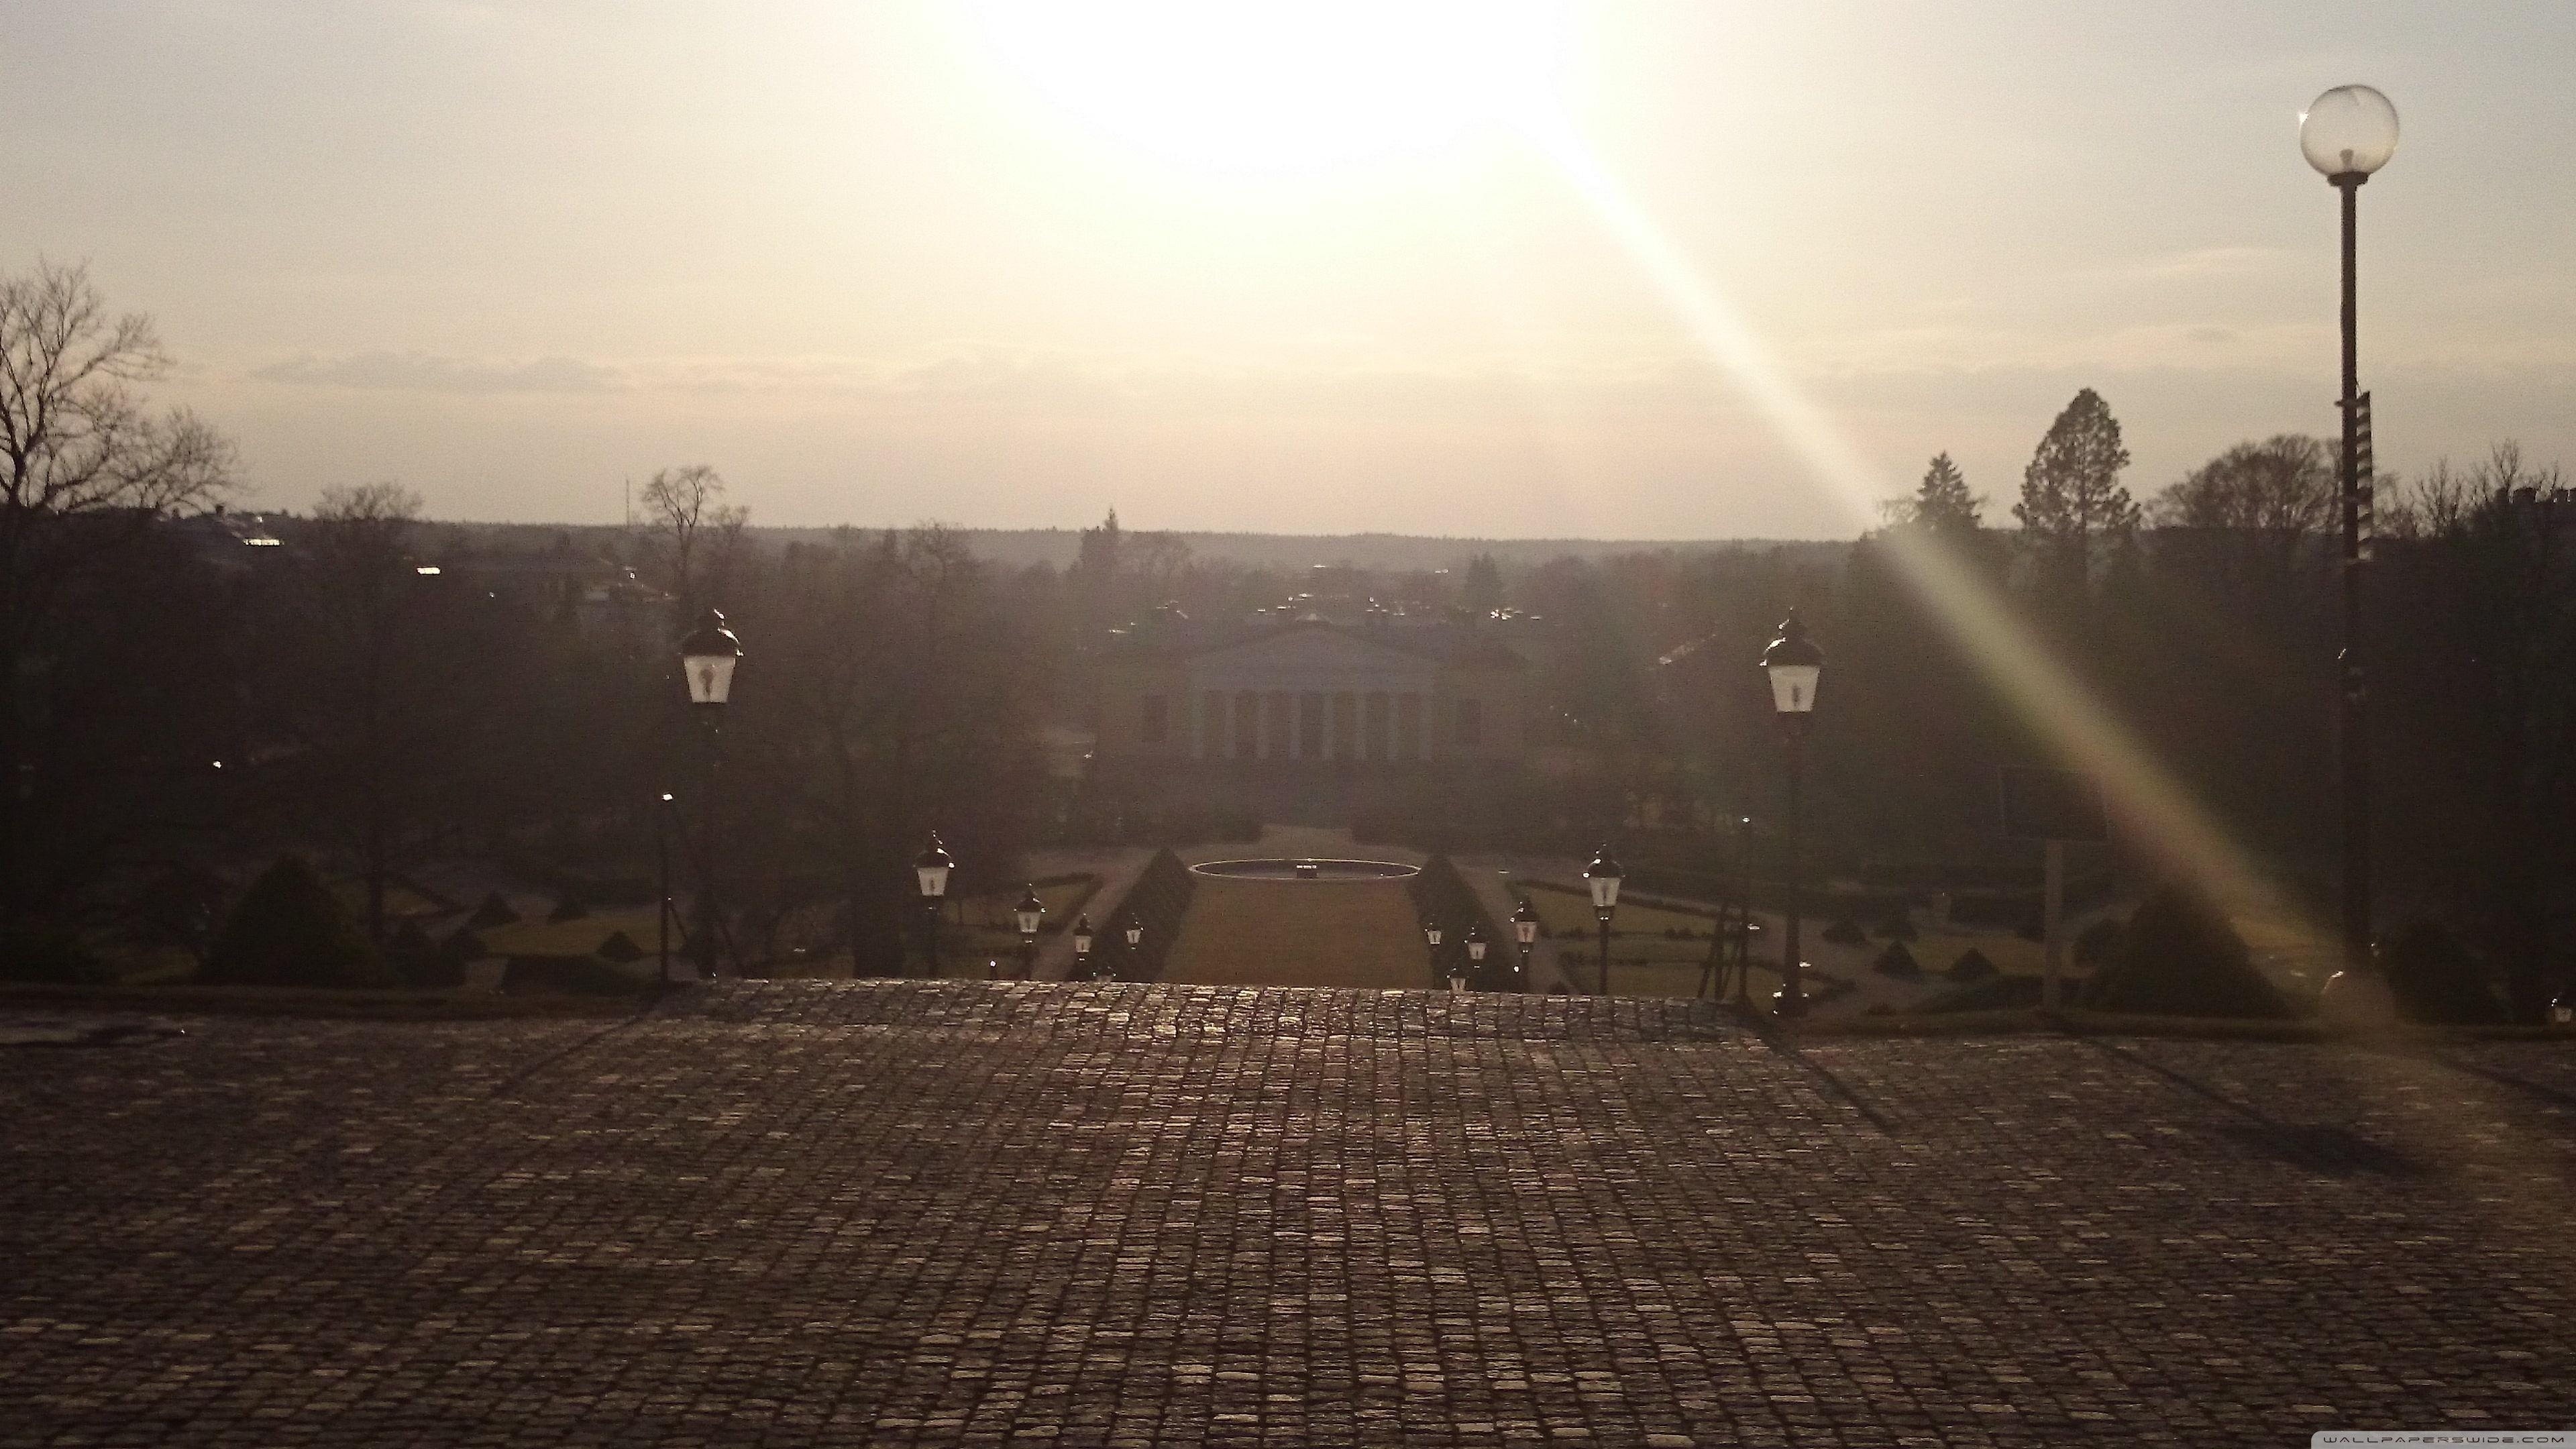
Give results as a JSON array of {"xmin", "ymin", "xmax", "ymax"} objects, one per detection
[{"xmin": 254, "ymin": 352, "xmax": 627, "ymax": 393}]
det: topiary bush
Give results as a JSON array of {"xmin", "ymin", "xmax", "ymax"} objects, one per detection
[
  {"xmin": 1821, "ymin": 918, "xmax": 1866, "ymax": 945},
  {"xmin": 0, "ymin": 920, "xmax": 111, "ymax": 985},
  {"xmin": 1874, "ymin": 905, "xmax": 1918, "ymax": 941},
  {"xmin": 2379, "ymin": 922, "xmax": 2505, "ymax": 1024},
  {"xmin": 203, "ymin": 856, "xmax": 394, "ymax": 989},
  {"xmin": 2080, "ymin": 882, "xmax": 2290, "ymax": 1019},
  {"xmin": 546, "ymin": 893, "xmax": 591, "ymax": 924},
  {"xmin": 2073, "ymin": 918, "xmax": 2121, "ymax": 967},
  {"xmin": 466, "ymin": 892, "xmax": 521, "ymax": 930},
  {"xmin": 1873, "ymin": 941, "xmax": 1922, "ymax": 981},
  {"xmin": 1947, "ymin": 948, "xmax": 1998, "ymax": 984}
]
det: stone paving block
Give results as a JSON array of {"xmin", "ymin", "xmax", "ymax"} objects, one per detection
[{"xmin": 2, "ymin": 981, "xmax": 2573, "ymax": 1446}]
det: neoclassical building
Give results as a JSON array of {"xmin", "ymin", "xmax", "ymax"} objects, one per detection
[{"xmin": 1092, "ymin": 608, "xmax": 1532, "ymax": 767}]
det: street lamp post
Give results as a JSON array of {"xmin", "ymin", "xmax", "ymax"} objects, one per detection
[
  {"xmin": 678, "ymin": 609, "xmax": 743, "ymax": 981},
  {"xmin": 1511, "ymin": 897, "xmax": 1538, "ymax": 993},
  {"xmin": 1762, "ymin": 614, "xmax": 1823, "ymax": 1019},
  {"xmin": 1585, "ymin": 845, "xmax": 1623, "ymax": 995},
  {"xmin": 1732, "ymin": 813, "xmax": 1756, "ymax": 1010},
  {"xmin": 1071, "ymin": 913, "xmax": 1094, "ymax": 982},
  {"xmin": 656, "ymin": 792, "xmax": 678, "ymax": 985},
  {"xmin": 914, "ymin": 833, "xmax": 954, "ymax": 977},
  {"xmin": 1459, "ymin": 922, "xmax": 1487, "ymax": 994},
  {"xmin": 1120, "ymin": 915, "xmax": 1143, "ymax": 982},
  {"xmin": 1014, "ymin": 885, "xmax": 1046, "ymax": 979},
  {"xmin": 1422, "ymin": 919, "xmax": 1444, "ymax": 990},
  {"xmin": 2302, "ymin": 85, "xmax": 2400, "ymax": 1005}
]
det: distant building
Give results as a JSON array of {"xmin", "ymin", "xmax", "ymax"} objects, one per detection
[
  {"xmin": 1092, "ymin": 604, "xmax": 1534, "ymax": 767},
  {"xmin": 164, "ymin": 506, "xmax": 282, "ymax": 572}
]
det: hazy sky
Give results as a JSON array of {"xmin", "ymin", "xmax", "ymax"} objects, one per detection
[{"xmin": 6, "ymin": 1, "xmax": 2571, "ymax": 537}]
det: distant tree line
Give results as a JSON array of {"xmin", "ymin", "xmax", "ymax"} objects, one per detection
[{"xmin": 2, "ymin": 262, "xmax": 2566, "ymax": 1006}]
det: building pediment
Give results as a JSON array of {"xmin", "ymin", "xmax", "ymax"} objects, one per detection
[{"xmin": 1191, "ymin": 623, "xmax": 1419, "ymax": 672}]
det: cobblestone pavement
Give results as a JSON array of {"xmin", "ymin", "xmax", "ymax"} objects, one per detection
[{"xmin": 5, "ymin": 982, "xmax": 2574, "ymax": 1447}]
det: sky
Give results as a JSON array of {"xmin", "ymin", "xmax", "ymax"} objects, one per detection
[{"xmin": 5, "ymin": 0, "xmax": 2571, "ymax": 538}]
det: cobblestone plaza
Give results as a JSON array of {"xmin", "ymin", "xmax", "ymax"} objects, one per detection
[{"xmin": 6, "ymin": 981, "xmax": 2575, "ymax": 1446}]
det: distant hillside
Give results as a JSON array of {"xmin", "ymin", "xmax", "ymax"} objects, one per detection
[
  {"xmin": 382, "ymin": 519, "xmax": 1845, "ymax": 574},
  {"xmin": 715, "ymin": 526, "xmax": 1839, "ymax": 573}
]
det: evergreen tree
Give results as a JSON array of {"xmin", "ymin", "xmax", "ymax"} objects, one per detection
[
  {"xmin": 203, "ymin": 855, "xmax": 392, "ymax": 989},
  {"xmin": 2013, "ymin": 389, "xmax": 2139, "ymax": 590},
  {"xmin": 1910, "ymin": 453, "xmax": 1983, "ymax": 533},
  {"xmin": 1461, "ymin": 553, "xmax": 1503, "ymax": 616}
]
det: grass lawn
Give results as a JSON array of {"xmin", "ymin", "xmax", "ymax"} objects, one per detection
[
  {"xmin": 478, "ymin": 908, "xmax": 664, "ymax": 959},
  {"xmin": 1160, "ymin": 877, "xmax": 1435, "ymax": 989}
]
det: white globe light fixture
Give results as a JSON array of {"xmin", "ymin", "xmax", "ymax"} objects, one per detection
[{"xmin": 2300, "ymin": 85, "xmax": 2399, "ymax": 181}]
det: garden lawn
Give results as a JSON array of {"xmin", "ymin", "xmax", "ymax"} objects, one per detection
[{"xmin": 1159, "ymin": 876, "xmax": 1432, "ymax": 989}]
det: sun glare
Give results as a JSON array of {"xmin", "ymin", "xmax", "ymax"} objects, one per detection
[{"xmin": 970, "ymin": 0, "xmax": 1568, "ymax": 177}]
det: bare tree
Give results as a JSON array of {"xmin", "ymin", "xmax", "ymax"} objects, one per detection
[
  {"xmin": 0, "ymin": 260, "xmax": 233, "ymax": 930},
  {"xmin": 761, "ymin": 527, "xmax": 1045, "ymax": 973},
  {"xmin": 2153, "ymin": 435, "xmax": 2335, "ymax": 534},
  {"xmin": 637, "ymin": 465, "xmax": 748, "ymax": 623}
]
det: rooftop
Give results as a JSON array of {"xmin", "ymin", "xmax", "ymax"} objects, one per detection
[{"xmin": 5, "ymin": 981, "xmax": 2573, "ymax": 1446}]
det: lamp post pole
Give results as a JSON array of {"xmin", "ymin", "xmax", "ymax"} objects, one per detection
[
  {"xmin": 1733, "ymin": 814, "xmax": 1755, "ymax": 1010},
  {"xmin": 698, "ymin": 718, "xmax": 720, "ymax": 978},
  {"xmin": 1422, "ymin": 920, "xmax": 1444, "ymax": 991},
  {"xmin": 1122, "ymin": 917, "xmax": 1143, "ymax": 982},
  {"xmin": 656, "ymin": 792, "xmax": 676, "ymax": 985},
  {"xmin": 1511, "ymin": 897, "xmax": 1538, "ymax": 994},
  {"xmin": 1760, "ymin": 614, "xmax": 1823, "ymax": 1020},
  {"xmin": 1584, "ymin": 845, "xmax": 1623, "ymax": 996},
  {"xmin": 678, "ymin": 610, "xmax": 743, "ymax": 981},
  {"xmin": 914, "ymin": 834, "xmax": 953, "ymax": 978},
  {"xmin": 1015, "ymin": 884, "xmax": 1046, "ymax": 980},
  {"xmin": 1780, "ymin": 723, "xmax": 1809, "ymax": 1018},
  {"xmin": 2301, "ymin": 85, "xmax": 2398, "ymax": 998}
]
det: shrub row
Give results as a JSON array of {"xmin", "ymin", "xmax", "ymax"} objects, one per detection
[
  {"xmin": 1099, "ymin": 849, "xmax": 1195, "ymax": 983},
  {"xmin": 1407, "ymin": 855, "xmax": 1517, "ymax": 991}
]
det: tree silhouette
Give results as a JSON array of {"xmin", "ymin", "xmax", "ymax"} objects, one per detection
[
  {"xmin": 0, "ymin": 261, "xmax": 235, "ymax": 936},
  {"xmin": 1896, "ymin": 453, "xmax": 1983, "ymax": 535},
  {"xmin": 2014, "ymin": 389, "xmax": 2138, "ymax": 595}
]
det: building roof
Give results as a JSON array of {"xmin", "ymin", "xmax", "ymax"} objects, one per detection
[{"xmin": 1101, "ymin": 610, "xmax": 1529, "ymax": 669}]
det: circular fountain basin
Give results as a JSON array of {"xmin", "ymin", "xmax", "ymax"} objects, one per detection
[{"xmin": 1190, "ymin": 857, "xmax": 1421, "ymax": 881}]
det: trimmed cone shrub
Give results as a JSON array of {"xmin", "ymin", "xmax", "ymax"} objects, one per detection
[
  {"xmin": 2073, "ymin": 918, "xmax": 2121, "ymax": 967},
  {"xmin": 1947, "ymin": 948, "xmax": 1998, "ymax": 983},
  {"xmin": 1873, "ymin": 941, "xmax": 1923, "ymax": 981},
  {"xmin": 2381, "ymin": 922, "xmax": 2504, "ymax": 1024},
  {"xmin": 203, "ymin": 856, "xmax": 393, "ymax": 989},
  {"xmin": 1821, "ymin": 918, "xmax": 1866, "ymax": 945},
  {"xmin": 1874, "ymin": 907, "xmax": 1919, "ymax": 942},
  {"xmin": 2080, "ymin": 883, "xmax": 2290, "ymax": 1019},
  {"xmin": 596, "ymin": 930, "xmax": 645, "ymax": 964},
  {"xmin": 466, "ymin": 892, "xmax": 521, "ymax": 930},
  {"xmin": 547, "ymin": 894, "xmax": 591, "ymax": 924}
]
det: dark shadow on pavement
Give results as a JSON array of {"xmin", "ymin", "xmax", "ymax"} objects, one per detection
[{"xmin": 2080, "ymin": 1036, "xmax": 2432, "ymax": 1179}]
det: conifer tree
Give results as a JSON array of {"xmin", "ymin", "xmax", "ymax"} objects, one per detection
[
  {"xmin": 2013, "ymin": 388, "xmax": 2139, "ymax": 590},
  {"xmin": 1911, "ymin": 453, "xmax": 1982, "ymax": 533}
]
